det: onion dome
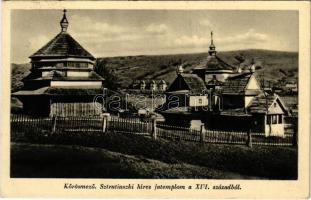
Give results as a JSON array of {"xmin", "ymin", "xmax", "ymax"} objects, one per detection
[
  {"xmin": 208, "ymin": 31, "xmax": 216, "ymax": 56},
  {"xmin": 60, "ymin": 9, "xmax": 69, "ymax": 32}
]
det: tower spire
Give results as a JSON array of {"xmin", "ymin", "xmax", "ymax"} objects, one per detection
[
  {"xmin": 208, "ymin": 31, "xmax": 216, "ymax": 56},
  {"xmin": 60, "ymin": 9, "xmax": 69, "ymax": 32}
]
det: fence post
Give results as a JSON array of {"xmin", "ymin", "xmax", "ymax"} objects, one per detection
[
  {"xmin": 247, "ymin": 129, "xmax": 252, "ymax": 148},
  {"xmin": 151, "ymin": 118, "xmax": 157, "ymax": 140},
  {"xmin": 200, "ymin": 125, "xmax": 205, "ymax": 144},
  {"xmin": 101, "ymin": 113, "xmax": 110, "ymax": 133},
  {"xmin": 51, "ymin": 116, "xmax": 57, "ymax": 134}
]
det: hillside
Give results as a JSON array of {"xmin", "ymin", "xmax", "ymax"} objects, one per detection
[
  {"xmin": 96, "ymin": 49, "xmax": 298, "ymax": 89},
  {"xmin": 11, "ymin": 49, "xmax": 298, "ymax": 91}
]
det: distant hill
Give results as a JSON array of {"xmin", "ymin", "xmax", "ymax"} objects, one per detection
[
  {"xmin": 95, "ymin": 49, "xmax": 298, "ymax": 89},
  {"xmin": 11, "ymin": 49, "xmax": 298, "ymax": 91}
]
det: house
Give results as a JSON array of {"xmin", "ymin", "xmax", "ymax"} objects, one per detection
[
  {"xmin": 140, "ymin": 80, "xmax": 146, "ymax": 90},
  {"xmin": 247, "ymin": 94, "xmax": 288, "ymax": 136},
  {"xmin": 150, "ymin": 80, "xmax": 157, "ymax": 91},
  {"xmin": 158, "ymin": 80, "xmax": 168, "ymax": 91},
  {"xmin": 130, "ymin": 79, "xmax": 167, "ymax": 92},
  {"xmin": 12, "ymin": 10, "xmax": 105, "ymax": 117},
  {"xmin": 285, "ymin": 80, "xmax": 298, "ymax": 93},
  {"xmin": 210, "ymin": 93, "xmax": 288, "ymax": 136}
]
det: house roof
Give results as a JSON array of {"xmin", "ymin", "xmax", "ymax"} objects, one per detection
[
  {"xmin": 179, "ymin": 73, "xmax": 207, "ymax": 94},
  {"xmin": 247, "ymin": 94, "xmax": 288, "ymax": 114},
  {"xmin": 222, "ymin": 72, "xmax": 260, "ymax": 95},
  {"xmin": 29, "ymin": 32, "xmax": 95, "ymax": 60}
]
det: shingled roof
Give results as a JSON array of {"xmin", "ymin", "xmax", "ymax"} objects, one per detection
[
  {"xmin": 247, "ymin": 94, "xmax": 287, "ymax": 114},
  {"xmin": 205, "ymin": 55, "xmax": 234, "ymax": 71},
  {"xmin": 29, "ymin": 32, "xmax": 95, "ymax": 60},
  {"xmin": 167, "ymin": 73, "xmax": 207, "ymax": 95},
  {"xmin": 222, "ymin": 72, "xmax": 261, "ymax": 95},
  {"xmin": 180, "ymin": 74, "xmax": 207, "ymax": 94}
]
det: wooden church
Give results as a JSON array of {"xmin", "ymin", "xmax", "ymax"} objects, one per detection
[
  {"xmin": 12, "ymin": 10, "xmax": 105, "ymax": 117},
  {"xmin": 162, "ymin": 32, "xmax": 288, "ymax": 136}
]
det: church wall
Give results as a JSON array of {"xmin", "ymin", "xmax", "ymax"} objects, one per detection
[
  {"xmin": 67, "ymin": 71, "xmax": 89, "ymax": 77},
  {"xmin": 251, "ymin": 114, "xmax": 266, "ymax": 133},
  {"xmin": 51, "ymin": 81, "xmax": 102, "ymax": 87},
  {"xmin": 245, "ymin": 96, "xmax": 255, "ymax": 107},
  {"xmin": 246, "ymin": 75, "xmax": 260, "ymax": 90},
  {"xmin": 205, "ymin": 73, "xmax": 231, "ymax": 83},
  {"xmin": 50, "ymin": 101, "xmax": 103, "ymax": 117},
  {"xmin": 189, "ymin": 96, "xmax": 209, "ymax": 107},
  {"xmin": 222, "ymin": 95, "xmax": 244, "ymax": 109},
  {"xmin": 165, "ymin": 93, "xmax": 188, "ymax": 108}
]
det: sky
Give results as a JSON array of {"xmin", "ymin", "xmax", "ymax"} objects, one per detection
[{"xmin": 11, "ymin": 9, "xmax": 298, "ymax": 63}]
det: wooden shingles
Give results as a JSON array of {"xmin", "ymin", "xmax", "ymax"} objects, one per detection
[
  {"xmin": 222, "ymin": 73, "xmax": 252, "ymax": 94},
  {"xmin": 30, "ymin": 32, "xmax": 95, "ymax": 60},
  {"xmin": 205, "ymin": 55, "xmax": 234, "ymax": 70},
  {"xmin": 180, "ymin": 74, "xmax": 207, "ymax": 95},
  {"xmin": 247, "ymin": 94, "xmax": 284, "ymax": 114}
]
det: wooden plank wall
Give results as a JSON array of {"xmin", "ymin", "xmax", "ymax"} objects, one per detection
[{"xmin": 50, "ymin": 102, "xmax": 103, "ymax": 117}]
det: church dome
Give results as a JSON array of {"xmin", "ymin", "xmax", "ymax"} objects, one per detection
[{"xmin": 29, "ymin": 10, "xmax": 95, "ymax": 61}]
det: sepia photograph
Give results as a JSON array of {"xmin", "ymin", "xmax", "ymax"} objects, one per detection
[
  {"xmin": 1, "ymin": 1, "xmax": 310, "ymax": 198},
  {"xmin": 10, "ymin": 8, "xmax": 299, "ymax": 179}
]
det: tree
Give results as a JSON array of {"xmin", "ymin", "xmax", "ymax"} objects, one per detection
[{"xmin": 95, "ymin": 59, "xmax": 121, "ymax": 90}]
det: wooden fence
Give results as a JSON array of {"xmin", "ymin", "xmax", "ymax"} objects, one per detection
[
  {"xmin": 10, "ymin": 114, "xmax": 297, "ymax": 147},
  {"xmin": 107, "ymin": 116, "xmax": 151, "ymax": 136}
]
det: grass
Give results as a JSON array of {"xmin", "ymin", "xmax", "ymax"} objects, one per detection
[
  {"xmin": 11, "ymin": 142, "xmax": 259, "ymax": 179},
  {"xmin": 11, "ymin": 131, "xmax": 297, "ymax": 179}
]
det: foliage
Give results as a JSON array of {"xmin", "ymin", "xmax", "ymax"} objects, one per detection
[{"xmin": 94, "ymin": 59, "xmax": 122, "ymax": 90}]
